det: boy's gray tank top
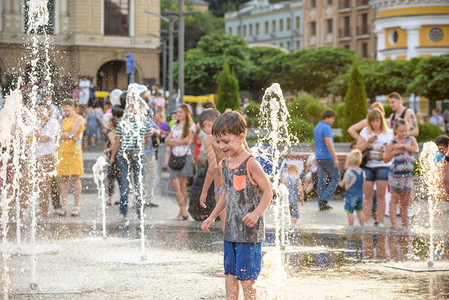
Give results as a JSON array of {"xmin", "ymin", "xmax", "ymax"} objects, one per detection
[{"xmin": 221, "ymin": 154, "xmax": 264, "ymax": 243}]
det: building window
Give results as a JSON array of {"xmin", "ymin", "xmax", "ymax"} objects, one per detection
[
  {"xmin": 265, "ymin": 21, "xmax": 269, "ymax": 34},
  {"xmin": 328, "ymin": 0, "xmax": 332, "ymax": 5},
  {"xmin": 311, "ymin": 21, "xmax": 317, "ymax": 36},
  {"xmin": 296, "ymin": 40, "xmax": 300, "ymax": 49},
  {"xmin": 105, "ymin": 0, "xmax": 129, "ymax": 36},
  {"xmin": 361, "ymin": 13, "xmax": 368, "ymax": 34},
  {"xmin": 237, "ymin": 26, "xmax": 241, "ymax": 36},
  {"xmin": 280, "ymin": 42, "xmax": 284, "ymax": 48},
  {"xmin": 327, "ymin": 19, "xmax": 333, "ymax": 33},
  {"xmin": 255, "ymin": 23, "xmax": 259, "ymax": 35},
  {"xmin": 345, "ymin": 45, "xmax": 350, "ymax": 49},
  {"xmin": 287, "ymin": 41, "xmax": 291, "ymax": 50},
  {"xmin": 311, "ymin": 0, "xmax": 316, "ymax": 8},
  {"xmin": 287, "ymin": 18, "xmax": 291, "ymax": 30},
  {"xmin": 249, "ymin": 24, "xmax": 253, "ymax": 36},
  {"xmin": 243, "ymin": 25, "xmax": 247, "ymax": 36},
  {"xmin": 296, "ymin": 17, "xmax": 300, "ymax": 29},
  {"xmin": 280, "ymin": 19, "xmax": 284, "ymax": 31},
  {"xmin": 228, "ymin": 27, "xmax": 232, "ymax": 35},
  {"xmin": 272, "ymin": 20, "xmax": 276, "ymax": 33},
  {"xmin": 362, "ymin": 43, "xmax": 368, "ymax": 57},
  {"xmin": 429, "ymin": 27, "xmax": 444, "ymax": 43},
  {"xmin": 389, "ymin": 29, "xmax": 398, "ymax": 44},
  {"xmin": 24, "ymin": 0, "xmax": 55, "ymax": 34}
]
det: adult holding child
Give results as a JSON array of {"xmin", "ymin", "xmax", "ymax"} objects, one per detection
[
  {"xmin": 356, "ymin": 109, "xmax": 394, "ymax": 227},
  {"xmin": 164, "ymin": 103, "xmax": 196, "ymax": 221},
  {"xmin": 56, "ymin": 99, "xmax": 84, "ymax": 217}
]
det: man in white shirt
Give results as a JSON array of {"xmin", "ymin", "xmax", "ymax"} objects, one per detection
[{"xmin": 20, "ymin": 103, "xmax": 61, "ymax": 218}]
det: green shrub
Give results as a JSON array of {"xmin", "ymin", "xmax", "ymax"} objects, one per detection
[
  {"xmin": 343, "ymin": 61, "xmax": 368, "ymax": 142},
  {"xmin": 417, "ymin": 123, "xmax": 444, "ymax": 143},
  {"xmin": 383, "ymin": 104, "xmax": 393, "ymax": 119},
  {"xmin": 305, "ymin": 101, "xmax": 325, "ymax": 125},
  {"xmin": 288, "ymin": 118, "xmax": 314, "ymax": 142},
  {"xmin": 288, "ymin": 94, "xmax": 315, "ymax": 119},
  {"xmin": 216, "ymin": 60, "xmax": 240, "ymax": 113},
  {"xmin": 245, "ymin": 116, "xmax": 260, "ymax": 128},
  {"xmin": 245, "ymin": 101, "xmax": 260, "ymax": 118}
]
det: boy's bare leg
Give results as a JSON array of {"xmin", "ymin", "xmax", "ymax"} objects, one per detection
[
  {"xmin": 347, "ymin": 212, "xmax": 354, "ymax": 226},
  {"xmin": 356, "ymin": 211, "xmax": 365, "ymax": 226},
  {"xmin": 241, "ymin": 280, "xmax": 256, "ymax": 300},
  {"xmin": 225, "ymin": 275, "xmax": 239, "ymax": 300}
]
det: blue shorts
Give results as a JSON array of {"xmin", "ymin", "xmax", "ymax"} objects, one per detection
[
  {"xmin": 363, "ymin": 166, "xmax": 389, "ymax": 182},
  {"xmin": 289, "ymin": 202, "xmax": 299, "ymax": 218},
  {"xmin": 224, "ymin": 241, "xmax": 262, "ymax": 281},
  {"xmin": 344, "ymin": 195, "xmax": 363, "ymax": 214}
]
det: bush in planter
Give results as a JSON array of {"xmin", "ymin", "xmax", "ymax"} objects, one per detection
[
  {"xmin": 417, "ymin": 123, "xmax": 444, "ymax": 143},
  {"xmin": 245, "ymin": 102, "xmax": 261, "ymax": 127},
  {"xmin": 288, "ymin": 94, "xmax": 316, "ymax": 119},
  {"xmin": 305, "ymin": 101, "xmax": 325, "ymax": 125},
  {"xmin": 288, "ymin": 118, "xmax": 314, "ymax": 143}
]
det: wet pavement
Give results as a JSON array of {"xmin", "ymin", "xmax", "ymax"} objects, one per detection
[{"xmin": 4, "ymin": 163, "xmax": 449, "ymax": 299}]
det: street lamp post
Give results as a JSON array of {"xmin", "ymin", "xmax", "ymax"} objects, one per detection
[
  {"xmin": 178, "ymin": 0, "xmax": 185, "ymax": 103},
  {"xmin": 144, "ymin": 10, "xmax": 174, "ymax": 112}
]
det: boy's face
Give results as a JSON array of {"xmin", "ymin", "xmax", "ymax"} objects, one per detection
[
  {"xmin": 324, "ymin": 116, "xmax": 335, "ymax": 125},
  {"xmin": 214, "ymin": 132, "xmax": 244, "ymax": 158}
]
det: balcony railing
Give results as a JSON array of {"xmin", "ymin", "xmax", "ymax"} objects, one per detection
[
  {"xmin": 339, "ymin": 28, "xmax": 351, "ymax": 38},
  {"xmin": 339, "ymin": 0, "xmax": 351, "ymax": 9},
  {"xmin": 356, "ymin": 0, "xmax": 369, "ymax": 6},
  {"xmin": 356, "ymin": 26, "xmax": 369, "ymax": 36}
]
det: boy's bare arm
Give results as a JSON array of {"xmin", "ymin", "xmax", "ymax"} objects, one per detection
[
  {"xmin": 243, "ymin": 159, "xmax": 273, "ymax": 227},
  {"xmin": 298, "ymin": 179, "xmax": 304, "ymax": 205},
  {"xmin": 200, "ymin": 137, "xmax": 219, "ymax": 207}
]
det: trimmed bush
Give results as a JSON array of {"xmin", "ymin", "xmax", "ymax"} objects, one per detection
[
  {"xmin": 417, "ymin": 123, "xmax": 444, "ymax": 143},
  {"xmin": 305, "ymin": 101, "xmax": 325, "ymax": 125},
  {"xmin": 216, "ymin": 60, "xmax": 240, "ymax": 113},
  {"xmin": 288, "ymin": 118, "xmax": 314, "ymax": 142},
  {"xmin": 343, "ymin": 61, "xmax": 368, "ymax": 142}
]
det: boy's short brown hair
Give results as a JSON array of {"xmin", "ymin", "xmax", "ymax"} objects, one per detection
[
  {"xmin": 203, "ymin": 101, "xmax": 216, "ymax": 110},
  {"xmin": 322, "ymin": 109, "xmax": 336, "ymax": 120},
  {"xmin": 199, "ymin": 108, "xmax": 220, "ymax": 130},
  {"xmin": 287, "ymin": 163, "xmax": 299, "ymax": 173},
  {"xmin": 212, "ymin": 111, "xmax": 247, "ymax": 137}
]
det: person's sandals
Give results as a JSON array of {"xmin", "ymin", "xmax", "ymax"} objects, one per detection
[
  {"xmin": 71, "ymin": 207, "xmax": 80, "ymax": 217},
  {"xmin": 55, "ymin": 208, "xmax": 66, "ymax": 216},
  {"xmin": 175, "ymin": 215, "xmax": 189, "ymax": 221}
]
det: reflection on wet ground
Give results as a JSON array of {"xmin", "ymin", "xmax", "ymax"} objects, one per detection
[{"xmin": 6, "ymin": 223, "xmax": 449, "ymax": 299}]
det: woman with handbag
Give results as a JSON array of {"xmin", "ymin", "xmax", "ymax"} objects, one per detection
[
  {"xmin": 164, "ymin": 104, "xmax": 196, "ymax": 221},
  {"xmin": 356, "ymin": 110, "xmax": 394, "ymax": 227}
]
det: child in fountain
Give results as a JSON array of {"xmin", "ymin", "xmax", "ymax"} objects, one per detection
[
  {"xmin": 282, "ymin": 163, "xmax": 304, "ymax": 224},
  {"xmin": 201, "ymin": 111, "xmax": 273, "ymax": 300},
  {"xmin": 342, "ymin": 150, "xmax": 365, "ymax": 226},
  {"xmin": 198, "ymin": 108, "xmax": 226, "ymax": 231},
  {"xmin": 384, "ymin": 119, "xmax": 418, "ymax": 228}
]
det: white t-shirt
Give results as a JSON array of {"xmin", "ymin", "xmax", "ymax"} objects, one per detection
[
  {"xmin": 360, "ymin": 127, "xmax": 394, "ymax": 168},
  {"xmin": 28, "ymin": 117, "xmax": 61, "ymax": 158},
  {"xmin": 171, "ymin": 123, "xmax": 195, "ymax": 156},
  {"xmin": 306, "ymin": 154, "xmax": 318, "ymax": 173},
  {"xmin": 79, "ymin": 79, "xmax": 91, "ymax": 104}
]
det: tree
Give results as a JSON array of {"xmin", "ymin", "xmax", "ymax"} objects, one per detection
[
  {"xmin": 181, "ymin": 33, "xmax": 249, "ymax": 93},
  {"xmin": 408, "ymin": 55, "xmax": 449, "ymax": 111},
  {"xmin": 216, "ymin": 60, "xmax": 240, "ymax": 112},
  {"xmin": 343, "ymin": 61, "xmax": 368, "ymax": 142},
  {"xmin": 289, "ymin": 47, "xmax": 354, "ymax": 97}
]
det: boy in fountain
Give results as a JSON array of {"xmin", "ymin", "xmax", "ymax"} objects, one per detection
[
  {"xmin": 198, "ymin": 108, "xmax": 226, "ymax": 231},
  {"xmin": 342, "ymin": 150, "xmax": 365, "ymax": 226},
  {"xmin": 201, "ymin": 111, "xmax": 273, "ymax": 300}
]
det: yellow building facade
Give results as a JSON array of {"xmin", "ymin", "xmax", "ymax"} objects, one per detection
[
  {"xmin": 370, "ymin": 0, "xmax": 449, "ymax": 60},
  {"xmin": 0, "ymin": 0, "xmax": 161, "ymax": 91}
]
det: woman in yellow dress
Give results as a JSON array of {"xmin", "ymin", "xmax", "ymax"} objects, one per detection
[{"xmin": 56, "ymin": 99, "xmax": 84, "ymax": 216}]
